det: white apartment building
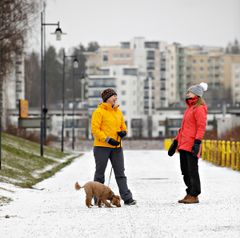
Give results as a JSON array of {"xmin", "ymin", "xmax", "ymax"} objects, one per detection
[
  {"xmin": 3, "ymin": 51, "xmax": 25, "ymax": 128},
  {"xmin": 232, "ymin": 63, "xmax": 240, "ymax": 105},
  {"xmin": 121, "ymin": 37, "xmax": 168, "ymax": 113},
  {"xmin": 166, "ymin": 43, "xmax": 178, "ymax": 105},
  {"xmin": 87, "ymin": 74, "xmax": 116, "ymax": 114},
  {"xmin": 87, "ymin": 65, "xmax": 144, "ymax": 137}
]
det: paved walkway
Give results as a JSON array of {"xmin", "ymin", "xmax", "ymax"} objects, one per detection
[{"xmin": 1, "ymin": 150, "xmax": 240, "ymax": 238}]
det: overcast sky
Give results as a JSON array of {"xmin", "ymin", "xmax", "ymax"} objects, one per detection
[{"xmin": 35, "ymin": 0, "xmax": 240, "ymax": 50}]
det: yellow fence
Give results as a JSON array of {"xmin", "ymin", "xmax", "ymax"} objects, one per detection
[
  {"xmin": 164, "ymin": 139, "xmax": 240, "ymax": 171},
  {"xmin": 164, "ymin": 138, "xmax": 173, "ymax": 151}
]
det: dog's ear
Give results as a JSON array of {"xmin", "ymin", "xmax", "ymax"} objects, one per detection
[
  {"xmin": 114, "ymin": 195, "xmax": 121, "ymax": 200},
  {"xmin": 108, "ymin": 191, "xmax": 114, "ymax": 198}
]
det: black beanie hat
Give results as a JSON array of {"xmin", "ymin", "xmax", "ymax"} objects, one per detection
[{"xmin": 101, "ymin": 88, "xmax": 117, "ymax": 102}]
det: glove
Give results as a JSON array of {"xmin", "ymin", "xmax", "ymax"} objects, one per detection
[
  {"xmin": 117, "ymin": 131, "xmax": 127, "ymax": 138},
  {"xmin": 192, "ymin": 139, "xmax": 201, "ymax": 156},
  {"xmin": 168, "ymin": 140, "xmax": 178, "ymax": 156},
  {"xmin": 106, "ymin": 137, "xmax": 120, "ymax": 146}
]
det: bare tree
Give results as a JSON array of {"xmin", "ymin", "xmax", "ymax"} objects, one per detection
[
  {"xmin": 0, "ymin": 0, "xmax": 39, "ymax": 106},
  {"xmin": 0, "ymin": 0, "xmax": 39, "ymax": 169}
]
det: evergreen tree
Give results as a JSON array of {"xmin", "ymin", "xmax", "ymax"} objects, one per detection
[
  {"xmin": 232, "ymin": 39, "xmax": 240, "ymax": 54},
  {"xmin": 64, "ymin": 44, "xmax": 87, "ymax": 104},
  {"xmin": 87, "ymin": 42, "xmax": 100, "ymax": 52},
  {"xmin": 45, "ymin": 45, "xmax": 62, "ymax": 108},
  {"xmin": 24, "ymin": 51, "xmax": 41, "ymax": 108},
  {"xmin": 225, "ymin": 39, "xmax": 240, "ymax": 54}
]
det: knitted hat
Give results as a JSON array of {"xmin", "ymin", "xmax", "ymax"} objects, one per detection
[
  {"xmin": 101, "ymin": 88, "xmax": 117, "ymax": 102},
  {"xmin": 188, "ymin": 82, "xmax": 208, "ymax": 97}
]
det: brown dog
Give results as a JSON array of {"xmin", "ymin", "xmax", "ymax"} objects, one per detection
[{"xmin": 75, "ymin": 181, "xmax": 121, "ymax": 208}]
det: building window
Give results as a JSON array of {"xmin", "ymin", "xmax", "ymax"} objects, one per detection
[
  {"xmin": 123, "ymin": 68, "xmax": 137, "ymax": 76},
  {"xmin": 144, "ymin": 42, "xmax": 159, "ymax": 49},
  {"xmin": 103, "ymin": 55, "xmax": 108, "ymax": 62},
  {"xmin": 147, "ymin": 61, "xmax": 155, "ymax": 70},
  {"xmin": 158, "ymin": 121, "xmax": 165, "ymax": 126},
  {"xmin": 100, "ymin": 69, "xmax": 110, "ymax": 75},
  {"xmin": 147, "ymin": 50, "xmax": 155, "ymax": 60},
  {"xmin": 16, "ymin": 81, "xmax": 22, "ymax": 91}
]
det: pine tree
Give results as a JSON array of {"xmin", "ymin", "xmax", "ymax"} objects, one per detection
[{"xmin": 24, "ymin": 51, "xmax": 41, "ymax": 108}]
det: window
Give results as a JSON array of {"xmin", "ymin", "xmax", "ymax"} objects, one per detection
[
  {"xmin": 121, "ymin": 42, "xmax": 130, "ymax": 49},
  {"xmin": 100, "ymin": 69, "xmax": 109, "ymax": 75},
  {"xmin": 147, "ymin": 51, "xmax": 155, "ymax": 60},
  {"xmin": 103, "ymin": 55, "xmax": 108, "ymax": 61},
  {"xmin": 123, "ymin": 68, "xmax": 137, "ymax": 76},
  {"xmin": 144, "ymin": 42, "xmax": 159, "ymax": 49},
  {"xmin": 147, "ymin": 61, "xmax": 155, "ymax": 70},
  {"xmin": 159, "ymin": 131, "xmax": 163, "ymax": 137},
  {"xmin": 16, "ymin": 81, "xmax": 22, "ymax": 91},
  {"xmin": 159, "ymin": 121, "xmax": 165, "ymax": 126}
]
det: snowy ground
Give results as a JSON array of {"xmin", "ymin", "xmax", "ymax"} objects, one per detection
[{"xmin": 0, "ymin": 150, "xmax": 240, "ymax": 238}]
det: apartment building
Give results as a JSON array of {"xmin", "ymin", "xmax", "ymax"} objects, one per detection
[
  {"xmin": 223, "ymin": 54, "xmax": 240, "ymax": 89},
  {"xmin": 87, "ymin": 65, "xmax": 144, "ymax": 137},
  {"xmin": 3, "ymin": 50, "xmax": 25, "ymax": 128},
  {"xmin": 99, "ymin": 46, "xmax": 134, "ymax": 67},
  {"xmin": 166, "ymin": 43, "xmax": 178, "ymax": 106},
  {"xmin": 84, "ymin": 38, "xmax": 240, "ymax": 138},
  {"xmin": 232, "ymin": 63, "xmax": 240, "ymax": 105}
]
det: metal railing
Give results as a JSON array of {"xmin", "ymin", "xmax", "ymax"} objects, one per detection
[{"xmin": 164, "ymin": 139, "xmax": 240, "ymax": 171}]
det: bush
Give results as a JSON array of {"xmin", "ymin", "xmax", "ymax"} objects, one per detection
[{"xmin": 4, "ymin": 124, "xmax": 57, "ymax": 145}]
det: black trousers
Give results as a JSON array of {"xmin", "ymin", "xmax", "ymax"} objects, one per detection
[
  {"xmin": 179, "ymin": 150, "xmax": 201, "ymax": 196},
  {"xmin": 93, "ymin": 146, "xmax": 132, "ymax": 202}
]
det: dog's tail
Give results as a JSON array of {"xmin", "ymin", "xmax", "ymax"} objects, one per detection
[{"xmin": 75, "ymin": 182, "xmax": 82, "ymax": 191}]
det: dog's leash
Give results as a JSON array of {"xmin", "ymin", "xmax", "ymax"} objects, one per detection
[{"xmin": 107, "ymin": 136, "xmax": 122, "ymax": 187}]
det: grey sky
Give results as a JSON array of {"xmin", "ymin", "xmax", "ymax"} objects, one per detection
[{"xmin": 42, "ymin": 0, "xmax": 240, "ymax": 49}]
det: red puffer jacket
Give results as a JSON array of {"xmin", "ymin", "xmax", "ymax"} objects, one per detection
[{"xmin": 175, "ymin": 98, "xmax": 207, "ymax": 157}]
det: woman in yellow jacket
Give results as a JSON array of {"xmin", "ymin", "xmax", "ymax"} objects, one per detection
[{"xmin": 91, "ymin": 88, "xmax": 136, "ymax": 205}]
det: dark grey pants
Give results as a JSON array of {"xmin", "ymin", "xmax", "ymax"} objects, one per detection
[{"xmin": 93, "ymin": 146, "xmax": 132, "ymax": 202}]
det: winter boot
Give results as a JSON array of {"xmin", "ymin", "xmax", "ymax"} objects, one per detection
[
  {"xmin": 178, "ymin": 194, "xmax": 190, "ymax": 203},
  {"xmin": 124, "ymin": 198, "xmax": 137, "ymax": 205},
  {"xmin": 182, "ymin": 195, "xmax": 199, "ymax": 204}
]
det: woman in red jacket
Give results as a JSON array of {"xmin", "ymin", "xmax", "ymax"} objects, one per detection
[{"xmin": 168, "ymin": 82, "xmax": 208, "ymax": 204}]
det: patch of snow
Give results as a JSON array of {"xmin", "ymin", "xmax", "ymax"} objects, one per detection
[{"xmin": 0, "ymin": 150, "xmax": 240, "ymax": 238}]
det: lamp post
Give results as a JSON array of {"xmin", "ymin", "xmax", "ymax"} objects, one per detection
[
  {"xmin": 72, "ymin": 59, "xmax": 79, "ymax": 150},
  {"xmin": 40, "ymin": 6, "xmax": 63, "ymax": 156},
  {"xmin": 61, "ymin": 50, "xmax": 78, "ymax": 152}
]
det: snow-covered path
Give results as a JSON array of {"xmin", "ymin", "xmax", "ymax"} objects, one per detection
[{"xmin": 1, "ymin": 150, "xmax": 240, "ymax": 238}]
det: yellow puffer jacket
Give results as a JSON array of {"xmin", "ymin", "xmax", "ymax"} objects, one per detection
[{"xmin": 91, "ymin": 103, "xmax": 127, "ymax": 148}]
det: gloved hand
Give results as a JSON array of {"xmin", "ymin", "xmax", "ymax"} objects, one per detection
[
  {"xmin": 117, "ymin": 131, "xmax": 127, "ymax": 138},
  {"xmin": 168, "ymin": 140, "xmax": 178, "ymax": 156},
  {"xmin": 192, "ymin": 139, "xmax": 201, "ymax": 156},
  {"xmin": 106, "ymin": 137, "xmax": 120, "ymax": 146}
]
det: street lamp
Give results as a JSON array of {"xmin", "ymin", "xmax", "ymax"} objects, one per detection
[
  {"xmin": 61, "ymin": 50, "xmax": 78, "ymax": 152},
  {"xmin": 72, "ymin": 59, "xmax": 79, "ymax": 150},
  {"xmin": 40, "ymin": 6, "xmax": 63, "ymax": 156}
]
